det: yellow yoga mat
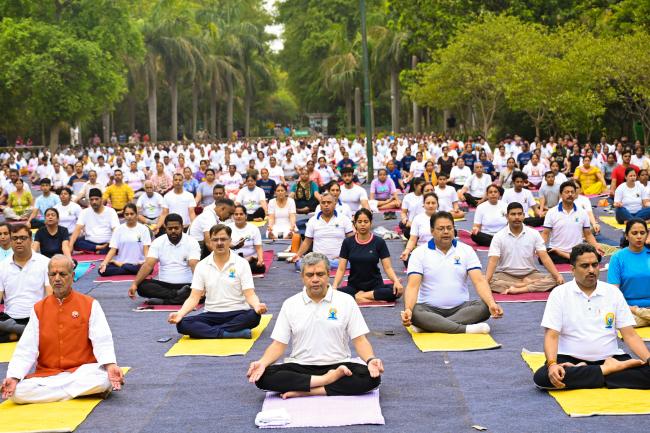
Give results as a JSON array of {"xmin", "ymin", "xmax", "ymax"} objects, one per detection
[
  {"xmin": 453, "ymin": 217, "xmax": 466, "ymax": 222},
  {"xmin": 406, "ymin": 326, "xmax": 501, "ymax": 352},
  {"xmin": 0, "ymin": 367, "xmax": 130, "ymax": 433},
  {"xmin": 599, "ymin": 216, "xmax": 625, "ymax": 230},
  {"xmin": 618, "ymin": 326, "xmax": 650, "ymax": 342},
  {"xmin": 0, "ymin": 342, "xmax": 16, "ymax": 363},
  {"xmin": 521, "ymin": 350, "xmax": 650, "ymax": 417},
  {"xmin": 251, "ymin": 218, "xmax": 268, "ymax": 228},
  {"xmin": 165, "ymin": 314, "xmax": 272, "ymax": 357}
]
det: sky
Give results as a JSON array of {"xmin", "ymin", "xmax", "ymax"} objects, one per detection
[{"xmin": 264, "ymin": 0, "xmax": 284, "ymax": 52}]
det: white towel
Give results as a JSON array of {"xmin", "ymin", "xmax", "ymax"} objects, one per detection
[{"xmin": 255, "ymin": 408, "xmax": 291, "ymax": 427}]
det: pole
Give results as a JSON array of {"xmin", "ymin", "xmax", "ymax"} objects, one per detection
[{"xmin": 360, "ymin": 0, "xmax": 373, "ymax": 182}]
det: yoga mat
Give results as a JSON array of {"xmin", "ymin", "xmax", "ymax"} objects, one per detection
[
  {"xmin": 0, "ymin": 342, "xmax": 16, "ymax": 363},
  {"xmin": 94, "ymin": 264, "xmax": 159, "ymax": 283},
  {"xmin": 599, "ymin": 216, "xmax": 625, "ymax": 230},
  {"xmin": 492, "ymin": 291, "xmax": 550, "ymax": 303},
  {"xmin": 0, "ymin": 367, "xmax": 130, "ymax": 432},
  {"xmin": 259, "ymin": 389, "xmax": 384, "ymax": 428},
  {"xmin": 73, "ymin": 262, "xmax": 95, "ymax": 282},
  {"xmin": 165, "ymin": 314, "xmax": 272, "ymax": 357},
  {"xmin": 133, "ymin": 303, "xmax": 204, "ymax": 312},
  {"xmin": 0, "ymin": 304, "xmax": 4, "ymax": 313},
  {"xmin": 72, "ymin": 253, "xmax": 106, "ymax": 262},
  {"xmin": 457, "ymin": 230, "xmax": 489, "ymax": 251},
  {"xmin": 252, "ymin": 250, "xmax": 275, "ymax": 279},
  {"xmin": 251, "ymin": 218, "xmax": 268, "ymax": 228},
  {"xmin": 379, "ymin": 207, "xmax": 401, "ymax": 213},
  {"xmin": 585, "ymin": 193, "xmax": 609, "ymax": 199},
  {"xmin": 598, "ymin": 243, "xmax": 620, "ymax": 257},
  {"xmin": 618, "ymin": 326, "xmax": 650, "ymax": 342},
  {"xmin": 340, "ymin": 279, "xmax": 398, "ymax": 308},
  {"xmin": 521, "ymin": 350, "xmax": 650, "ymax": 417},
  {"xmin": 406, "ymin": 326, "xmax": 501, "ymax": 352}
]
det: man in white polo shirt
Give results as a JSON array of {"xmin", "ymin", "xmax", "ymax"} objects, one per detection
[
  {"xmin": 136, "ymin": 180, "xmax": 164, "ymax": 225},
  {"xmin": 0, "ymin": 224, "xmax": 51, "ymax": 342},
  {"xmin": 69, "ymin": 188, "xmax": 119, "ymax": 254},
  {"xmin": 533, "ymin": 243, "xmax": 650, "ymax": 390},
  {"xmin": 401, "ymin": 211, "xmax": 504, "ymax": 334},
  {"xmin": 168, "ymin": 224, "xmax": 266, "ymax": 339},
  {"xmin": 129, "ymin": 213, "xmax": 200, "ymax": 305},
  {"xmin": 541, "ymin": 181, "xmax": 604, "ymax": 264},
  {"xmin": 339, "ymin": 167, "xmax": 369, "ymax": 212},
  {"xmin": 248, "ymin": 252, "xmax": 383, "ymax": 398},
  {"xmin": 457, "ymin": 161, "xmax": 492, "ymax": 208},
  {"xmin": 188, "ymin": 198, "xmax": 235, "ymax": 257},
  {"xmin": 486, "ymin": 202, "xmax": 564, "ymax": 294},
  {"xmin": 155, "ymin": 173, "xmax": 196, "ymax": 234},
  {"xmin": 289, "ymin": 193, "xmax": 354, "ymax": 269}
]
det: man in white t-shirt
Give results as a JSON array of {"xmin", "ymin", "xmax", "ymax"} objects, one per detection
[
  {"xmin": 248, "ymin": 252, "xmax": 383, "ymax": 398},
  {"xmin": 129, "ymin": 213, "xmax": 200, "ymax": 305},
  {"xmin": 69, "ymin": 188, "xmax": 119, "ymax": 254},
  {"xmin": 401, "ymin": 211, "xmax": 503, "ymax": 334},
  {"xmin": 155, "ymin": 173, "xmax": 196, "ymax": 233},
  {"xmin": 136, "ymin": 180, "xmax": 164, "ymax": 225},
  {"xmin": 339, "ymin": 167, "xmax": 369, "ymax": 212},
  {"xmin": 168, "ymin": 224, "xmax": 267, "ymax": 339},
  {"xmin": 457, "ymin": 162, "xmax": 491, "ymax": 208},
  {"xmin": 532, "ymin": 243, "xmax": 650, "ymax": 390},
  {"xmin": 502, "ymin": 171, "xmax": 543, "ymax": 226},
  {"xmin": 486, "ymin": 202, "xmax": 563, "ymax": 294}
]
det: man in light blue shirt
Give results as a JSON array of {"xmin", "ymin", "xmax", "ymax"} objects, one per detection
[{"xmin": 26, "ymin": 179, "xmax": 61, "ymax": 229}]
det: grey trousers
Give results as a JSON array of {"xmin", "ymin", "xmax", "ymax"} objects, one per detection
[{"xmin": 412, "ymin": 300, "xmax": 490, "ymax": 334}]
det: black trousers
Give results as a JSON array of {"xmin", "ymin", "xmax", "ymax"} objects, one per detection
[
  {"xmin": 295, "ymin": 199, "xmax": 318, "ymax": 212},
  {"xmin": 176, "ymin": 309, "xmax": 260, "ymax": 338},
  {"xmin": 463, "ymin": 193, "xmax": 482, "ymax": 208},
  {"xmin": 398, "ymin": 221, "xmax": 411, "ymax": 239},
  {"xmin": 246, "ymin": 257, "xmax": 266, "ymax": 274},
  {"xmin": 0, "ymin": 312, "xmax": 29, "ymax": 343},
  {"xmin": 256, "ymin": 362, "xmax": 381, "ymax": 396},
  {"xmin": 339, "ymin": 283, "xmax": 398, "ymax": 302},
  {"xmin": 470, "ymin": 231, "xmax": 493, "ymax": 247},
  {"xmin": 137, "ymin": 279, "xmax": 190, "ymax": 304},
  {"xmin": 246, "ymin": 207, "xmax": 266, "ymax": 221},
  {"xmin": 98, "ymin": 263, "xmax": 141, "ymax": 276},
  {"xmin": 533, "ymin": 354, "xmax": 650, "ymax": 389},
  {"xmin": 524, "ymin": 216, "xmax": 544, "ymax": 227},
  {"xmin": 544, "ymin": 249, "xmax": 571, "ymax": 264}
]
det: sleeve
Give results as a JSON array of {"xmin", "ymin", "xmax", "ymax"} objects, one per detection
[
  {"xmin": 127, "ymin": 186, "xmax": 134, "ymax": 201},
  {"xmin": 606, "ymin": 253, "xmax": 622, "ymax": 285},
  {"xmin": 102, "ymin": 186, "xmax": 111, "ymax": 200},
  {"xmin": 542, "ymin": 209, "xmax": 553, "ymax": 229},
  {"xmin": 34, "ymin": 228, "xmax": 44, "ymax": 244},
  {"xmin": 411, "ymin": 216, "xmax": 421, "ymax": 237},
  {"xmin": 463, "ymin": 175, "xmax": 473, "ymax": 188},
  {"xmin": 235, "ymin": 189, "xmax": 244, "ymax": 203},
  {"xmin": 190, "ymin": 262, "xmax": 206, "ymax": 291},
  {"xmin": 540, "ymin": 289, "xmax": 563, "ymax": 331},
  {"xmin": 407, "ymin": 248, "xmax": 424, "ymax": 275},
  {"xmin": 89, "ymin": 301, "xmax": 117, "ymax": 365},
  {"xmin": 533, "ymin": 231, "xmax": 546, "ymax": 252},
  {"xmin": 346, "ymin": 302, "xmax": 370, "ymax": 339},
  {"xmin": 305, "ymin": 218, "xmax": 315, "ymax": 239},
  {"xmin": 136, "ymin": 194, "xmax": 144, "ymax": 208},
  {"xmin": 359, "ymin": 188, "xmax": 368, "ymax": 201},
  {"xmin": 487, "ymin": 233, "xmax": 501, "ymax": 257},
  {"xmin": 108, "ymin": 226, "xmax": 120, "ymax": 249},
  {"xmin": 110, "ymin": 209, "xmax": 120, "ymax": 230},
  {"xmin": 267, "ymin": 199, "xmax": 276, "ymax": 215},
  {"xmin": 581, "ymin": 210, "xmax": 591, "ymax": 229},
  {"xmin": 187, "ymin": 238, "xmax": 201, "ymax": 260},
  {"xmin": 186, "ymin": 193, "xmax": 196, "ymax": 208},
  {"xmin": 369, "ymin": 180, "xmax": 377, "ymax": 195},
  {"xmin": 288, "ymin": 199, "xmax": 296, "ymax": 213},
  {"xmin": 343, "ymin": 216, "xmax": 354, "ymax": 234},
  {"xmin": 465, "ymin": 246, "xmax": 482, "ymax": 271},
  {"xmin": 473, "ymin": 204, "xmax": 484, "ymax": 225},
  {"xmin": 613, "ymin": 184, "xmax": 623, "ymax": 203},
  {"xmin": 339, "ymin": 237, "xmax": 350, "ymax": 259},
  {"xmin": 77, "ymin": 209, "xmax": 88, "ymax": 226},
  {"xmin": 239, "ymin": 259, "xmax": 255, "ymax": 290},
  {"xmin": 147, "ymin": 238, "xmax": 160, "ymax": 259},
  {"xmin": 376, "ymin": 237, "xmax": 390, "ymax": 260},
  {"xmin": 162, "ymin": 194, "xmax": 170, "ymax": 210},
  {"xmin": 252, "ymin": 226, "xmax": 262, "ymax": 246},
  {"xmin": 61, "ymin": 227, "xmax": 70, "ymax": 242},
  {"xmin": 141, "ymin": 226, "xmax": 152, "ymax": 246},
  {"xmin": 615, "ymin": 289, "xmax": 636, "ymax": 329},
  {"xmin": 270, "ymin": 302, "xmax": 291, "ymax": 344},
  {"xmin": 6, "ymin": 308, "xmax": 40, "ymax": 380}
]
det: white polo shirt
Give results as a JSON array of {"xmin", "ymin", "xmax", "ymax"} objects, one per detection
[
  {"xmin": 191, "ymin": 252, "xmax": 254, "ymax": 313},
  {"xmin": 434, "ymin": 186, "xmax": 457, "ymax": 212},
  {"xmin": 463, "ymin": 174, "xmax": 492, "ymax": 197},
  {"xmin": 227, "ymin": 221, "xmax": 262, "ymax": 258},
  {"xmin": 407, "ymin": 239, "xmax": 482, "ymax": 309},
  {"xmin": 502, "ymin": 188, "xmax": 537, "ymax": 214},
  {"xmin": 136, "ymin": 192, "xmax": 164, "ymax": 219},
  {"xmin": 410, "ymin": 212, "xmax": 433, "ymax": 246},
  {"xmin": 77, "ymin": 206, "xmax": 119, "ymax": 244},
  {"xmin": 0, "ymin": 253, "xmax": 50, "ymax": 318},
  {"xmin": 188, "ymin": 208, "xmax": 218, "ymax": 242},
  {"xmin": 543, "ymin": 202, "xmax": 590, "ymax": 252},
  {"xmin": 339, "ymin": 184, "xmax": 368, "ymax": 212},
  {"xmin": 473, "ymin": 200, "xmax": 507, "ymax": 235},
  {"xmin": 489, "ymin": 226, "xmax": 547, "ymax": 276},
  {"xmin": 305, "ymin": 212, "xmax": 354, "ymax": 259},
  {"xmin": 541, "ymin": 280, "xmax": 635, "ymax": 361},
  {"xmin": 163, "ymin": 190, "xmax": 196, "ymax": 225},
  {"xmin": 148, "ymin": 234, "xmax": 201, "ymax": 284},
  {"xmin": 271, "ymin": 287, "xmax": 369, "ymax": 365}
]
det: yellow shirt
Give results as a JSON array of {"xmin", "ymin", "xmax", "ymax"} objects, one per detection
[{"xmin": 103, "ymin": 183, "xmax": 134, "ymax": 211}]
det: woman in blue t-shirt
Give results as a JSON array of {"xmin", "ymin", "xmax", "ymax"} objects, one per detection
[
  {"xmin": 608, "ymin": 218, "xmax": 650, "ymax": 327},
  {"xmin": 332, "ymin": 209, "xmax": 404, "ymax": 303}
]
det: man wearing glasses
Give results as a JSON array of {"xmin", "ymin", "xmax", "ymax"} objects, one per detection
[
  {"xmin": 0, "ymin": 224, "xmax": 51, "ymax": 343},
  {"xmin": 168, "ymin": 224, "xmax": 267, "ymax": 339}
]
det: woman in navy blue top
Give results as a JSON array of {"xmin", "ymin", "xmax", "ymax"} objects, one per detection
[{"xmin": 333, "ymin": 208, "xmax": 403, "ymax": 303}]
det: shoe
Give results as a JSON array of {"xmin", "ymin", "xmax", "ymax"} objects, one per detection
[{"xmin": 222, "ymin": 329, "xmax": 252, "ymax": 339}]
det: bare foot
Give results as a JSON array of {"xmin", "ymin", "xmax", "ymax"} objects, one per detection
[
  {"xmin": 324, "ymin": 365, "xmax": 352, "ymax": 383},
  {"xmin": 601, "ymin": 357, "xmax": 646, "ymax": 376},
  {"xmin": 503, "ymin": 286, "xmax": 528, "ymax": 295},
  {"xmin": 354, "ymin": 291, "xmax": 375, "ymax": 303},
  {"xmin": 281, "ymin": 391, "xmax": 311, "ymax": 399}
]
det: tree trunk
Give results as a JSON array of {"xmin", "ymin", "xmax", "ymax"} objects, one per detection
[
  {"xmin": 147, "ymin": 70, "xmax": 158, "ymax": 143},
  {"xmin": 345, "ymin": 96, "xmax": 352, "ymax": 133},
  {"xmin": 244, "ymin": 89, "xmax": 251, "ymax": 138},
  {"xmin": 210, "ymin": 78, "xmax": 217, "ymax": 136},
  {"xmin": 412, "ymin": 55, "xmax": 420, "ymax": 134},
  {"xmin": 192, "ymin": 81, "xmax": 199, "ymax": 138},
  {"xmin": 226, "ymin": 72, "xmax": 234, "ymax": 139},
  {"xmin": 49, "ymin": 123, "xmax": 60, "ymax": 152},
  {"xmin": 128, "ymin": 91, "xmax": 136, "ymax": 133},
  {"xmin": 216, "ymin": 103, "xmax": 222, "ymax": 139},
  {"xmin": 443, "ymin": 109, "xmax": 450, "ymax": 132},
  {"xmin": 354, "ymin": 86, "xmax": 361, "ymax": 136},
  {"xmin": 102, "ymin": 111, "xmax": 110, "ymax": 143},
  {"xmin": 170, "ymin": 72, "xmax": 178, "ymax": 141},
  {"xmin": 390, "ymin": 66, "xmax": 399, "ymax": 133},
  {"xmin": 370, "ymin": 99, "xmax": 375, "ymax": 134}
]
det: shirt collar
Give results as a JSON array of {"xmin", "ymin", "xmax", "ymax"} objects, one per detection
[
  {"xmin": 301, "ymin": 285, "xmax": 334, "ymax": 304},
  {"xmin": 427, "ymin": 238, "xmax": 457, "ymax": 251},
  {"xmin": 207, "ymin": 251, "xmax": 236, "ymax": 269},
  {"xmin": 317, "ymin": 210, "xmax": 338, "ymax": 219},
  {"xmin": 569, "ymin": 279, "xmax": 604, "ymax": 298},
  {"xmin": 558, "ymin": 202, "xmax": 577, "ymax": 212}
]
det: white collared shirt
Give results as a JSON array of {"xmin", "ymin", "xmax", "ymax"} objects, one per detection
[
  {"xmin": 191, "ymin": 252, "xmax": 254, "ymax": 313},
  {"xmin": 305, "ymin": 212, "xmax": 354, "ymax": 260},
  {"xmin": 543, "ymin": 202, "xmax": 590, "ymax": 252},
  {"xmin": 271, "ymin": 287, "xmax": 369, "ymax": 365},
  {"xmin": 408, "ymin": 239, "xmax": 481, "ymax": 309},
  {"xmin": 77, "ymin": 206, "xmax": 119, "ymax": 244},
  {"xmin": 0, "ymin": 253, "xmax": 50, "ymax": 319},
  {"xmin": 6, "ymin": 299, "xmax": 116, "ymax": 380},
  {"xmin": 489, "ymin": 226, "xmax": 547, "ymax": 276},
  {"xmin": 147, "ymin": 234, "xmax": 201, "ymax": 283},
  {"xmin": 541, "ymin": 280, "xmax": 635, "ymax": 361}
]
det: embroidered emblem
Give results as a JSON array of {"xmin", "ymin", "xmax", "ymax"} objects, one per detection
[
  {"xmin": 604, "ymin": 312, "xmax": 615, "ymax": 329},
  {"xmin": 71, "ymin": 311, "xmax": 79, "ymax": 319},
  {"xmin": 327, "ymin": 307, "xmax": 338, "ymax": 320},
  {"xmin": 453, "ymin": 256, "xmax": 461, "ymax": 265}
]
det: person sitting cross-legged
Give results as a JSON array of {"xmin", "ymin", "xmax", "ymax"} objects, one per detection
[
  {"xmin": 401, "ymin": 211, "xmax": 504, "ymax": 334},
  {"xmin": 98, "ymin": 204, "xmax": 151, "ymax": 277},
  {"xmin": 1, "ymin": 255, "xmax": 124, "ymax": 404},
  {"xmin": 69, "ymin": 188, "xmax": 119, "ymax": 254},
  {"xmin": 486, "ymin": 202, "xmax": 564, "ymax": 294},
  {"xmin": 168, "ymin": 224, "xmax": 267, "ymax": 339},
  {"xmin": 532, "ymin": 243, "xmax": 650, "ymax": 390},
  {"xmin": 247, "ymin": 252, "xmax": 384, "ymax": 398}
]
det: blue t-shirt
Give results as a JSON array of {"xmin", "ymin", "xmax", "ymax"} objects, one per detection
[
  {"xmin": 256, "ymin": 178, "xmax": 277, "ymax": 200},
  {"xmin": 461, "ymin": 153, "xmax": 476, "ymax": 171},
  {"xmin": 387, "ymin": 168, "xmax": 402, "ymax": 189},
  {"xmin": 607, "ymin": 247, "xmax": 650, "ymax": 307},
  {"xmin": 480, "ymin": 159, "xmax": 495, "ymax": 176},
  {"xmin": 401, "ymin": 155, "xmax": 416, "ymax": 172},
  {"xmin": 517, "ymin": 152, "xmax": 532, "ymax": 168}
]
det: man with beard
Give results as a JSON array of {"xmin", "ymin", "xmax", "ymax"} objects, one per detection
[{"xmin": 70, "ymin": 188, "xmax": 119, "ymax": 254}]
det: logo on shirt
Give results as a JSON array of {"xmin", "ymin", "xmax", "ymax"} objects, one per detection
[
  {"xmin": 604, "ymin": 312, "xmax": 615, "ymax": 329},
  {"xmin": 228, "ymin": 267, "xmax": 236, "ymax": 278},
  {"xmin": 327, "ymin": 307, "xmax": 338, "ymax": 320},
  {"xmin": 71, "ymin": 311, "xmax": 79, "ymax": 319},
  {"xmin": 453, "ymin": 256, "xmax": 461, "ymax": 265},
  {"xmin": 574, "ymin": 217, "xmax": 579, "ymax": 223}
]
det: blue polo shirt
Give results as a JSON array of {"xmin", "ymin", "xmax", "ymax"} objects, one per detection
[{"xmin": 607, "ymin": 247, "xmax": 650, "ymax": 307}]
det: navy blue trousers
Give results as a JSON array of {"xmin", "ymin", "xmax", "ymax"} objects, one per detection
[{"xmin": 176, "ymin": 309, "xmax": 261, "ymax": 338}]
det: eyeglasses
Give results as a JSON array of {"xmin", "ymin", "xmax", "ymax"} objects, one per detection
[{"xmin": 11, "ymin": 236, "xmax": 30, "ymax": 242}]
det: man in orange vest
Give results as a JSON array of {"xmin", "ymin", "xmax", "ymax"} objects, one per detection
[{"xmin": 1, "ymin": 254, "xmax": 124, "ymax": 404}]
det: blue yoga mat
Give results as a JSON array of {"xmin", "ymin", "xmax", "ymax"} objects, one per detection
[{"xmin": 74, "ymin": 262, "xmax": 93, "ymax": 281}]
